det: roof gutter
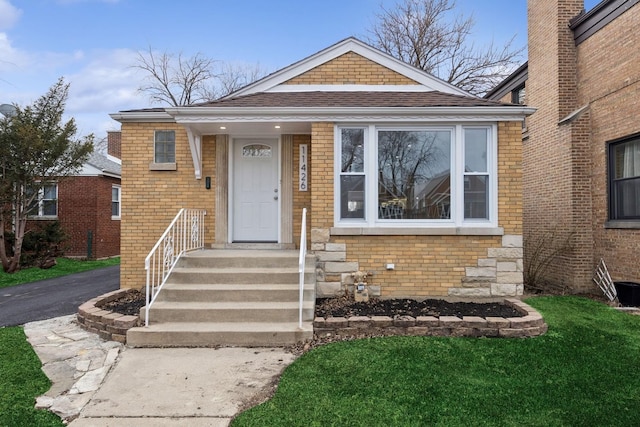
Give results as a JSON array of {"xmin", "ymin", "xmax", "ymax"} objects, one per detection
[
  {"xmin": 109, "ymin": 111, "xmax": 174, "ymax": 123},
  {"xmin": 110, "ymin": 105, "xmax": 536, "ymax": 124},
  {"xmin": 165, "ymin": 106, "xmax": 535, "ymax": 122}
]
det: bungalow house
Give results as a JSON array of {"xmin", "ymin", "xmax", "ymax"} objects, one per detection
[
  {"xmin": 26, "ymin": 131, "xmax": 121, "ymax": 260},
  {"xmin": 111, "ymin": 38, "xmax": 532, "ymax": 346},
  {"xmin": 486, "ymin": 0, "xmax": 640, "ymax": 292}
]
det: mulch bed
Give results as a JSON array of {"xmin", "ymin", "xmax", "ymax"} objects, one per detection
[
  {"xmin": 315, "ymin": 295, "xmax": 523, "ymax": 318},
  {"xmin": 100, "ymin": 290, "xmax": 146, "ymax": 316},
  {"xmin": 100, "ymin": 290, "xmax": 523, "ymax": 319}
]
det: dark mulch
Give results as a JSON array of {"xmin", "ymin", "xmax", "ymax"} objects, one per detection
[
  {"xmin": 99, "ymin": 290, "xmax": 523, "ymax": 319},
  {"xmin": 100, "ymin": 290, "xmax": 146, "ymax": 316},
  {"xmin": 315, "ymin": 296, "xmax": 523, "ymax": 319}
]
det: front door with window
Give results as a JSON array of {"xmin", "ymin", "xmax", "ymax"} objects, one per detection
[{"xmin": 232, "ymin": 139, "xmax": 279, "ymax": 242}]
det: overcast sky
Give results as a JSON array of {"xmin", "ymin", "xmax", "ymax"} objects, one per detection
[{"xmin": 0, "ymin": 0, "xmax": 600, "ymax": 141}]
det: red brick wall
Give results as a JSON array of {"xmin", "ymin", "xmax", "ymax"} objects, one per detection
[
  {"xmin": 107, "ymin": 131, "xmax": 122, "ymax": 159},
  {"xmin": 57, "ymin": 176, "xmax": 120, "ymax": 259}
]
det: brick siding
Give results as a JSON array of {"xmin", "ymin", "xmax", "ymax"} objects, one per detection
[
  {"xmin": 107, "ymin": 131, "xmax": 121, "ymax": 159},
  {"xmin": 58, "ymin": 176, "xmax": 121, "ymax": 258},
  {"xmin": 119, "ymin": 50, "xmax": 524, "ymax": 297},
  {"xmin": 574, "ymin": 2, "xmax": 640, "ymax": 283},
  {"xmin": 525, "ymin": 0, "xmax": 640, "ymax": 290},
  {"xmin": 284, "ymin": 52, "xmax": 419, "ymax": 85},
  {"xmin": 119, "ymin": 123, "xmax": 216, "ymax": 289}
]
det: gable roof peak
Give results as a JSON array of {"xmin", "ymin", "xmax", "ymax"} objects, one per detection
[{"xmin": 223, "ymin": 37, "xmax": 471, "ymax": 99}]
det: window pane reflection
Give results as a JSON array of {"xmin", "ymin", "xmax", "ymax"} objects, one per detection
[
  {"xmin": 341, "ymin": 175, "xmax": 365, "ymax": 219},
  {"xmin": 378, "ymin": 130, "xmax": 451, "ymax": 219},
  {"xmin": 464, "ymin": 176, "xmax": 488, "ymax": 219},
  {"xmin": 464, "ymin": 129, "xmax": 487, "ymax": 173},
  {"xmin": 341, "ymin": 129, "xmax": 364, "ymax": 173}
]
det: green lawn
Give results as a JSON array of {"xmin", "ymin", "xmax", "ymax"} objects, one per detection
[
  {"xmin": 0, "ymin": 257, "xmax": 120, "ymax": 289},
  {"xmin": 0, "ymin": 257, "xmax": 119, "ymax": 425},
  {"xmin": 233, "ymin": 296, "xmax": 640, "ymax": 427},
  {"xmin": 0, "ymin": 327, "xmax": 64, "ymax": 426}
]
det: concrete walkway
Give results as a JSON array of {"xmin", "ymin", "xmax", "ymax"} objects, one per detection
[{"xmin": 24, "ymin": 315, "xmax": 297, "ymax": 426}]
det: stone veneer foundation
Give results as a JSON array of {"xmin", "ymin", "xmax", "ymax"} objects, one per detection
[{"xmin": 313, "ymin": 234, "xmax": 525, "ymax": 299}]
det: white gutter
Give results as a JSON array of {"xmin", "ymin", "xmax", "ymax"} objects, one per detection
[
  {"xmin": 160, "ymin": 106, "xmax": 536, "ymax": 124},
  {"xmin": 111, "ymin": 106, "xmax": 535, "ymax": 124},
  {"xmin": 109, "ymin": 111, "xmax": 174, "ymax": 123}
]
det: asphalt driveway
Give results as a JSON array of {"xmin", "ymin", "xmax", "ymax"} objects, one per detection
[{"xmin": 0, "ymin": 265, "xmax": 120, "ymax": 327}]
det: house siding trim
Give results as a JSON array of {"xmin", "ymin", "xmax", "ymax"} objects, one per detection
[{"xmin": 570, "ymin": 0, "xmax": 640, "ymax": 44}]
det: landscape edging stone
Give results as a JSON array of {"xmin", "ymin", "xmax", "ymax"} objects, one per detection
[
  {"xmin": 77, "ymin": 289, "xmax": 141, "ymax": 344},
  {"xmin": 313, "ymin": 298, "xmax": 547, "ymax": 338}
]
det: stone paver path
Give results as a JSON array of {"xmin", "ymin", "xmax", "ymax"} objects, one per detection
[{"xmin": 23, "ymin": 315, "xmax": 124, "ymax": 422}]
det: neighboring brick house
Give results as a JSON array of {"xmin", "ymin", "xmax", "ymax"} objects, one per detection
[
  {"xmin": 486, "ymin": 0, "xmax": 640, "ymax": 291},
  {"xmin": 111, "ymin": 38, "xmax": 532, "ymax": 298},
  {"xmin": 29, "ymin": 131, "xmax": 122, "ymax": 259}
]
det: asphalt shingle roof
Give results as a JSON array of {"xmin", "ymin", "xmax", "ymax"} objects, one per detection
[
  {"xmin": 198, "ymin": 91, "xmax": 510, "ymax": 108},
  {"xmin": 87, "ymin": 152, "xmax": 121, "ymax": 176}
]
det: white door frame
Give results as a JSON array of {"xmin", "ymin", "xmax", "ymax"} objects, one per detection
[{"xmin": 228, "ymin": 137, "xmax": 281, "ymax": 243}]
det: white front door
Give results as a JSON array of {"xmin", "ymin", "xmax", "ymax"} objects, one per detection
[{"xmin": 232, "ymin": 139, "xmax": 279, "ymax": 242}]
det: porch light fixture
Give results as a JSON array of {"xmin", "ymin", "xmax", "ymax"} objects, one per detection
[
  {"xmin": 220, "ymin": 126, "xmax": 226, "ymax": 130},
  {"xmin": 274, "ymin": 125, "xmax": 281, "ymax": 129}
]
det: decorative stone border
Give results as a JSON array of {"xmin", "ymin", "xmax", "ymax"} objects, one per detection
[
  {"xmin": 78, "ymin": 293, "xmax": 546, "ymax": 345},
  {"xmin": 313, "ymin": 298, "xmax": 547, "ymax": 338},
  {"xmin": 77, "ymin": 289, "xmax": 141, "ymax": 344}
]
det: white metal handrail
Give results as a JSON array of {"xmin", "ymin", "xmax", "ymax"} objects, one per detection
[
  {"xmin": 298, "ymin": 208, "xmax": 308, "ymax": 329},
  {"xmin": 144, "ymin": 208, "xmax": 206, "ymax": 326}
]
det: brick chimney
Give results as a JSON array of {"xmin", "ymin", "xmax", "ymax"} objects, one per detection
[
  {"xmin": 528, "ymin": 0, "xmax": 583, "ymax": 122},
  {"xmin": 525, "ymin": 0, "xmax": 594, "ymax": 291},
  {"xmin": 107, "ymin": 131, "xmax": 121, "ymax": 160}
]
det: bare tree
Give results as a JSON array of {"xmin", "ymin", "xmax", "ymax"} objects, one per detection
[
  {"xmin": 210, "ymin": 62, "xmax": 269, "ymax": 99},
  {"xmin": 134, "ymin": 47, "xmax": 217, "ymax": 106},
  {"xmin": 368, "ymin": 0, "xmax": 524, "ymax": 96},
  {"xmin": 134, "ymin": 48, "xmax": 269, "ymax": 106}
]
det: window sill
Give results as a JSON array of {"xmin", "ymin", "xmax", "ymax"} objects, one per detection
[
  {"xmin": 149, "ymin": 162, "xmax": 177, "ymax": 171},
  {"xmin": 605, "ymin": 220, "xmax": 640, "ymax": 229},
  {"xmin": 111, "ymin": 216, "xmax": 121, "ymax": 221},
  {"xmin": 331, "ymin": 226, "xmax": 504, "ymax": 236},
  {"xmin": 28, "ymin": 216, "xmax": 58, "ymax": 221}
]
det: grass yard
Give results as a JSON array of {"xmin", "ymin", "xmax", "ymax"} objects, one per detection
[
  {"xmin": 0, "ymin": 327, "xmax": 64, "ymax": 426},
  {"xmin": 0, "ymin": 257, "xmax": 120, "ymax": 289},
  {"xmin": 233, "ymin": 296, "xmax": 640, "ymax": 427}
]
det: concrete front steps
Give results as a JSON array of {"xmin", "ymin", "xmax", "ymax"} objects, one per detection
[{"xmin": 127, "ymin": 249, "xmax": 316, "ymax": 347}]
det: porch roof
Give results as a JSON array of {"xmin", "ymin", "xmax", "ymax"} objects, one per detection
[
  {"xmin": 113, "ymin": 90, "xmax": 534, "ymax": 127},
  {"xmin": 110, "ymin": 91, "xmax": 534, "ymax": 181}
]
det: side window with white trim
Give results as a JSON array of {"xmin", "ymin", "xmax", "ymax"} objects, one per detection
[{"xmin": 112, "ymin": 185, "xmax": 121, "ymax": 219}]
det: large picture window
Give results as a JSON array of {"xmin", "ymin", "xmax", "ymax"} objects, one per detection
[
  {"xmin": 335, "ymin": 125, "xmax": 496, "ymax": 228},
  {"xmin": 609, "ymin": 135, "xmax": 640, "ymax": 220},
  {"xmin": 378, "ymin": 130, "xmax": 451, "ymax": 220}
]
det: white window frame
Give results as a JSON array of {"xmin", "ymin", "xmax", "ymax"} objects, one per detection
[
  {"xmin": 29, "ymin": 183, "xmax": 58, "ymax": 218},
  {"xmin": 111, "ymin": 185, "xmax": 121, "ymax": 220},
  {"xmin": 334, "ymin": 124, "xmax": 498, "ymax": 232},
  {"xmin": 337, "ymin": 127, "xmax": 368, "ymax": 222}
]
